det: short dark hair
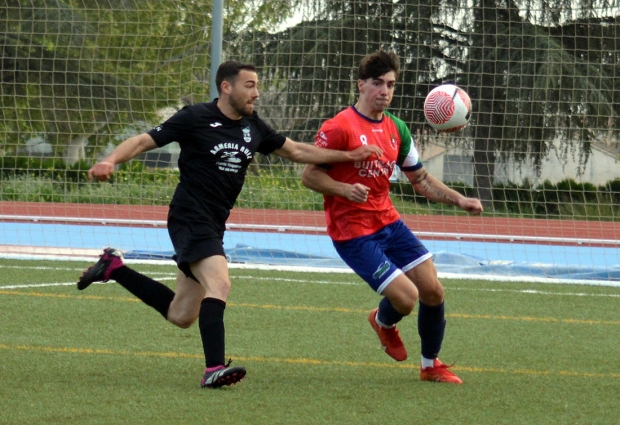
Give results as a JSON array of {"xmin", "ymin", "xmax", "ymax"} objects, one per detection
[
  {"xmin": 358, "ymin": 50, "xmax": 400, "ymax": 81},
  {"xmin": 215, "ymin": 61, "xmax": 257, "ymax": 95}
]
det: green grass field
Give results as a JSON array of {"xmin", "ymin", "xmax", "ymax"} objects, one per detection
[{"xmin": 1, "ymin": 258, "xmax": 619, "ymax": 425}]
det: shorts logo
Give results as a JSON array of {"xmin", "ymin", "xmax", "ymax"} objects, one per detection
[{"xmin": 372, "ymin": 261, "xmax": 390, "ymax": 280}]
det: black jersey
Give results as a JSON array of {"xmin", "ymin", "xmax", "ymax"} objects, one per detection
[{"xmin": 147, "ymin": 101, "xmax": 286, "ymax": 221}]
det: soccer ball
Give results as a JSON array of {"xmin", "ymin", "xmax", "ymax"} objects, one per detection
[{"xmin": 423, "ymin": 84, "xmax": 472, "ymax": 133}]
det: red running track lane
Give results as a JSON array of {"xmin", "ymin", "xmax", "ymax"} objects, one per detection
[{"xmin": 1, "ymin": 201, "xmax": 619, "ymax": 247}]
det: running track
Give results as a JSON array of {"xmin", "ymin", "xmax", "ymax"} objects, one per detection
[{"xmin": 1, "ymin": 201, "xmax": 618, "ymax": 247}]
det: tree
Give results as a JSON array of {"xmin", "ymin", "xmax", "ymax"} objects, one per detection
[
  {"xmin": 1, "ymin": 0, "xmax": 204, "ymax": 164},
  {"xmin": 231, "ymin": 1, "xmax": 436, "ymax": 142},
  {"xmin": 235, "ymin": 0, "xmax": 619, "ymax": 206},
  {"xmin": 1, "ymin": 0, "xmax": 301, "ymax": 165},
  {"xmin": 465, "ymin": 1, "xmax": 619, "ymax": 205}
]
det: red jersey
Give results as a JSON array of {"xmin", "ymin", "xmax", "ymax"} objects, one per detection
[{"xmin": 314, "ymin": 106, "xmax": 423, "ymax": 241}]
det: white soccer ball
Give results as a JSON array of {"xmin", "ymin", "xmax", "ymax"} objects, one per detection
[{"xmin": 423, "ymin": 84, "xmax": 472, "ymax": 133}]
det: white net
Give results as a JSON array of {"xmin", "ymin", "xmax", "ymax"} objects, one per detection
[{"xmin": 1, "ymin": 0, "xmax": 619, "ymax": 281}]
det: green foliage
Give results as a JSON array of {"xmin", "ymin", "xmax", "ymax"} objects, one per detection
[
  {"xmin": 237, "ymin": 166, "xmax": 324, "ymax": 211},
  {"xmin": 0, "ymin": 158, "xmax": 177, "ymax": 205},
  {"xmin": 486, "ymin": 179, "xmax": 619, "ymax": 219},
  {"xmin": 498, "ymin": 178, "xmax": 602, "ymax": 219},
  {"xmin": 1, "ymin": 157, "xmax": 618, "ymax": 221},
  {"xmin": 0, "ymin": 155, "xmax": 90, "ymax": 181},
  {"xmin": 2, "ymin": 175, "xmax": 58, "ymax": 202},
  {"xmin": 1, "ymin": 0, "xmax": 301, "ymax": 161},
  {"xmin": 390, "ymin": 178, "xmax": 620, "ymax": 220},
  {"xmin": 238, "ymin": 1, "xmax": 620, "ymax": 208}
]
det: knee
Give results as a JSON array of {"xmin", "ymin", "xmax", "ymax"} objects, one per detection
[
  {"xmin": 194, "ymin": 274, "xmax": 231, "ymax": 300},
  {"xmin": 397, "ymin": 297, "xmax": 417, "ymax": 315},
  {"xmin": 208, "ymin": 278, "xmax": 231, "ymax": 300},
  {"xmin": 390, "ymin": 287, "xmax": 418, "ymax": 316},
  {"xmin": 420, "ymin": 281, "xmax": 445, "ymax": 306}
]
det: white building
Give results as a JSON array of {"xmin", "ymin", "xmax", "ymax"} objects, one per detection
[{"xmin": 407, "ymin": 137, "xmax": 620, "ymax": 186}]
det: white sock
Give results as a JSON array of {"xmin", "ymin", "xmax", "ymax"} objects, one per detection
[
  {"xmin": 421, "ymin": 356, "xmax": 436, "ymax": 369},
  {"xmin": 374, "ymin": 314, "xmax": 395, "ymax": 329}
]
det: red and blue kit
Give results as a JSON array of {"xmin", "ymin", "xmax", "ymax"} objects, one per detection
[{"xmin": 314, "ymin": 106, "xmax": 422, "ymax": 241}]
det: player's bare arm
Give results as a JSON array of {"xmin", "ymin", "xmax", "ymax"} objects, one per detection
[
  {"xmin": 88, "ymin": 133, "xmax": 158, "ymax": 182},
  {"xmin": 274, "ymin": 138, "xmax": 382, "ymax": 164},
  {"xmin": 301, "ymin": 164, "xmax": 370, "ymax": 203},
  {"xmin": 405, "ymin": 168, "xmax": 483, "ymax": 215}
]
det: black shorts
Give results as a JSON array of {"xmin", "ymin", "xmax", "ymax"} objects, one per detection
[{"xmin": 167, "ymin": 205, "xmax": 226, "ymax": 279}]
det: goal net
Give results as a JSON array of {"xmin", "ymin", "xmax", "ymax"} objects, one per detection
[{"xmin": 1, "ymin": 0, "xmax": 619, "ymax": 282}]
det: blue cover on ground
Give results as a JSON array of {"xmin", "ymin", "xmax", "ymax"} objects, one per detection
[{"xmin": 124, "ymin": 245, "xmax": 620, "ymax": 282}]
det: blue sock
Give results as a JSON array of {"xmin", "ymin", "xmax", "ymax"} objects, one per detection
[
  {"xmin": 377, "ymin": 297, "xmax": 404, "ymax": 327},
  {"xmin": 418, "ymin": 301, "xmax": 446, "ymax": 359}
]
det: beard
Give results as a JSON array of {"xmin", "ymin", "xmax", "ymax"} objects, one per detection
[{"xmin": 229, "ymin": 92, "xmax": 254, "ymax": 117}]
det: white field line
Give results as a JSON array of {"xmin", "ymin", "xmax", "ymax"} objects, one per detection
[
  {"xmin": 446, "ymin": 286, "xmax": 620, "ymax": 298},
  {"xmin": 3, "ymin": 249, "xmax": 619, "ymax": 286},
  {"xmin": 0, "ymin": 276, "xmax": 177, "ymax": 290},
  {"xmin": 2, "ymin": 268, "xmax": 620, "ymax": 298},
  {"xmin": 1, "ymin": 247, "xmax": 619, "ymax": 286}
]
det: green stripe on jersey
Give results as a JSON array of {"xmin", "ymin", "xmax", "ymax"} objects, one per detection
[{"xmin": 384, "ymin": 110, "xmax": 415, "ymax": 167}]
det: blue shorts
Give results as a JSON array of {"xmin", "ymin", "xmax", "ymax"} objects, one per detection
[{"xmin": 333, "ymin": 220, "xmax": 432, "ymax": 294}]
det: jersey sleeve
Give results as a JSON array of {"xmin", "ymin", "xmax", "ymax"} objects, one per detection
[
  {"xmin": 255, "ymin": 116, "xmax": 287, "ymax": 155},
  {"xmin": 385, "ymin": 111, "xmax": 423, "ymax": 172},
  {"xmin": 312, "ymin": 118, "xmax": 347, "ymax": 169},
  {"xmin": 314, "ymin": 118, "xmax": 347, "ymax": 150},
  {"xmin": 147, "ymin": 106, "xmax": 194, "ymax": 148}
]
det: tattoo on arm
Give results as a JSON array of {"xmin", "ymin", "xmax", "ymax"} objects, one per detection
[{"xmin": 412, "ymin": 171, "xmax": 458, "ymax": 205}]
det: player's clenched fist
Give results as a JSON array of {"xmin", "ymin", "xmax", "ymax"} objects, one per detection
[{"xmin": 88, "ymin": 161, "xmax": 115, "ymax": 182}]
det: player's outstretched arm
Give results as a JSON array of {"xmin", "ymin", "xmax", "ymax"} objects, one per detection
[
  {"xmin": 274, "ymin": 138, "xmax": 382, "ymax": 164},
  {"xmin": 88, "ymin": 133, "xmax": 158, "ymax": 182},
  {"xmin": 404, "ymin": 167, "xmax": 483, "ymax": 215},
  {"xmin": 301, "ymin": 164, "xmax": 370, "ymax": 203}
]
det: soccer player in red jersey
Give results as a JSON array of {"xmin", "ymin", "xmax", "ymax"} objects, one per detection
[{"xmin": 302, "ymin": 50, "xmax": 483, "ymax": 384}]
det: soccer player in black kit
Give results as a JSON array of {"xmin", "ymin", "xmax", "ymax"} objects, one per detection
[{"xmin": 77, "ymin": 61, "xmax": 382, "ymax": 388}]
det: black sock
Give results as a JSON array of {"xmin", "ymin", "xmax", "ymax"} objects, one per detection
[
  {"xmin": 199, "ymin": 297, "xmax": 226, "ymax": 368},
  {"xmin": 377, "ymin": 296, "xmax": 404, "ymax": 326},
  {"xmin": 109, "ymin": 266, "xmax": 175, "ymax": 319},
  {"xmin": 418, "ymin": 301, "xmax": 446, "ymax": 359}
]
